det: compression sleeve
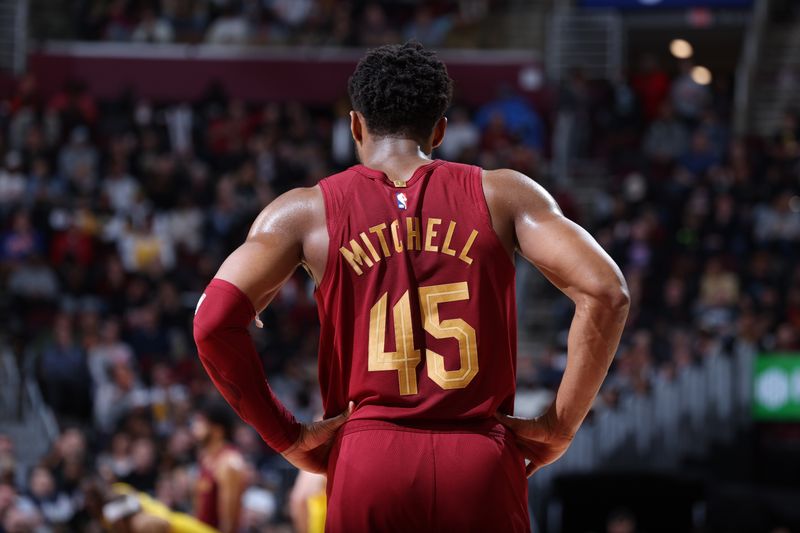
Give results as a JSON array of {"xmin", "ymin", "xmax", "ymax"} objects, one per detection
[{"xmin": 193, "ymin": 278, "xmax": 301, "ymax": 452}]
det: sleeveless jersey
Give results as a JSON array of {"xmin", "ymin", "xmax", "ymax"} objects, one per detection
[
  {"xmin": 195, "ymin": 445, "xmax": 237, "ymax": 528},
  {"xmin": 316, "ymin": 160, "xmax": 517, "ymax": 423}
]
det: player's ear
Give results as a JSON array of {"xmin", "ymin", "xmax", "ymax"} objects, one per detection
[
  {"xmin": 431, "ymin": 116, "xmax": 447, "ymax": 149},
  {"xmin": 350, "ymin": 111, "xmax": 364, "ymax": 145}
]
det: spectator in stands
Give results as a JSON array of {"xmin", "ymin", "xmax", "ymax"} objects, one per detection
[
  {"xmin": 0, "ymin": 153, "xmax": 25, "ymax": 213},
  {"xmin": 41, "ymin": 428, "xmax": 90, "ymax": 499},
  {"xmin": 679, "ymin": 129, "xmax": 722, "ymax": 177},
  {"xmin": 476, "ymin": 87, "xmax": 545, "ymax": 151},
  {"xmin": 87, "ymin": 318, "xmax": 134, "ymax": 388},
  {"xmin": 7, "ymin": 254, "xmax": 60, "ymax": 304},
  {"xmin": 19, "ymin": 466, "xmax": 76, "ymax": 528},
  {"xmin": 58, "ymin": 127, "xmax": 99, "ymax": 194},
  {"xmin": 104, "ymin": 0, "xmax": 136, "ymax": 41},
  {"xmin": 121, "ymin": 438, "xmax": 159, "ymax": 493},
  {"xmin": 96, "ymin": 432, "xmax": 134, "ymax": 481},
  {"xmin": 670, "ymin": 59, "xmax": 710, "ymax": 125},
  {"xmin": 38, "ymin": 315, "xmax": 92, "ymax": 422},
  {"xmin": 148, "ymin": 362, "xmax": 189, "ymax": 436},
  {"xmin": 102, "ymin": 159, "xmax": 141, "ymax": 215},
  {"xmin": 49, "ymin": 217, "xmax": 95, "ymax": 269},
  {"xmin": 267, "ymin": 0, "xmax": 315, "ymax": 29},
  {"xmin": 48, "ymin": 81, "xmax": 98, "ymax": 130},
  {"xmin": 205, "ymin": 5, "xmax": 251, "ymax": 45},
  {"xmin": 116, "ymin": 215, "xmax": 176, "ymax": 272},
  {"xmin": 643, "ymin": 102, "xmax": 689, "ymax": 163},
  {"xmin": 404, "ymin": 6, "xmax": 454, "ymax": 47},
  {"xmin": 437, "ymin": 106, "xmax": 480, "ymax": 161},
  {"xmin": 754, "ymin": 190, "xmax": 800, "ymax": 245},
  {"xmin": 92, "ymin": 358, "xmax": 144, "ymax": 435},
  {"xmin": 131, "ymin": 5, "xmax": 176, "ymax": 44},
  {"xmin": 0, "ymin": 211, "xmax": 43, "ymax": 262},
  {"xmin": 358, "ymin": 3, "xmax": 399, "ymax": 47},
  {"xmin": 774, "ymin": 322, "xmax": 799, "ymax": 351},
  {"xmin": 631, "ymin": 54, "xmax": 671, "ymax": 123},
  {"xmin": 1, "ymin": 497, "xmax": 43, "ymax": 533},
  {"xmin": 698, "ymin": 257, "xmax": 740, "ymax": 309}
]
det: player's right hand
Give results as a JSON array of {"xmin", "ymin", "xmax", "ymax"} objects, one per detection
[
  {"xmin": 495, "ymin": 410, "xmax": 574, "ymax": 477},
  {"xmin": 281, "ymin": 401, "xmax": 354, "ymax": 474}
]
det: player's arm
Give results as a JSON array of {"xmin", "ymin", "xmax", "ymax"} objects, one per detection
[
  {"xmin": 216, "ymin": 453, "xmax": 245, "ymax": 533},
  {"xmin": 485, "ymin": 170, "xmax": 630, "ymax": 476},
  {"xmin": 193, "ymin": 187, "xmax": 351, "ymax": 473}
]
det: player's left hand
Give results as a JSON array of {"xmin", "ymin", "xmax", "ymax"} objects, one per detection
[
  {"xmin": 282, "ymin": 402, "xmax": 354, "ymax": 474},
  {"xmin": 495, "ymin": 410, "xmax": 574, "ymax": 477}
]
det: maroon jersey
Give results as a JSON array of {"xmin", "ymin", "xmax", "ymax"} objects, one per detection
[
  {"xmin": 195, "ymin": 445, "xmax": 236, "ymax": 527},
  {"xmin": 315, "ymin": 160, "xmax": 517, "ymax": 423}
]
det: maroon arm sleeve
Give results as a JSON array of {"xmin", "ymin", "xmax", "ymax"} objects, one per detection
[{"xmin": 193, "ymin": 278, "xmax": 301, "ymax": 453}]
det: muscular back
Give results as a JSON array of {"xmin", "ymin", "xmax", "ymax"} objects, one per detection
[
  {"xmin": 231, "ymin": 165, "xmax": 547, "ymax": 301},
  {"xmin": 214, "ymin": 159, "xmax": 626, "ymax": 424}
]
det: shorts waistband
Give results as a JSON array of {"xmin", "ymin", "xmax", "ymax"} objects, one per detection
[{"xmin": 340, "ymin": 417, "xmax": 508, "ymax": 437}]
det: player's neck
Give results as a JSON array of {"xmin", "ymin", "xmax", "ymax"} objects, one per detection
[{"xmin": 359, "ymin": 138, "xmax": 433, "ymax": 181}]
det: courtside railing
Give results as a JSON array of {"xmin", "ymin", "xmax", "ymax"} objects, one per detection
[{"xmin": 531, "ymin": 340, "xmax": 756, "ymax": 488}]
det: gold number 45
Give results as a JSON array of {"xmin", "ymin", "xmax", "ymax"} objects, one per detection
[{"xmin": 368, "ymin": 282, "xmax": 478, "ymax": 395}]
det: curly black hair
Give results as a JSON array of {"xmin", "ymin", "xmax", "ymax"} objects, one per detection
[{"xmin": 348, "ymin": 41, "xmax": 454, "ymax": 143}]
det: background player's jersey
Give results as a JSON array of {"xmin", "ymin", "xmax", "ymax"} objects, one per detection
[{"xmin": 316, "ymin": 160, "xmax": 517, "ymax": 422}]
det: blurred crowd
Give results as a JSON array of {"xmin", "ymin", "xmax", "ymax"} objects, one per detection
[
  {"xmin": 65, "ymin": 0, "xmax": 497, "ymax": 48},
  {"xmin": 0, "ymin": 49, "xmax": 799, "ymax": 531},
  {"xmin": 526, "ymin": 56, "xmax": 800, "ymax": 417}
]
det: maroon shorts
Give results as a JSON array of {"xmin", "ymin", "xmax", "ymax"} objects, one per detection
[{"xmin": 325, "ymin": 418, "xmax": 530, "ymax": 533}]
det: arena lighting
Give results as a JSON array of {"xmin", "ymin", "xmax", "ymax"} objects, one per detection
[
  {"xmin": 691, "ymin": 65, "xmax": 712, "ymax": 85},
  {"xmin": 670, "ymin": 38, "xmax": 694, "ymax": 59}
]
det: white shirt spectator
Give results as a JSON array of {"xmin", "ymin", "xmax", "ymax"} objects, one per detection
[
  {"xmin": 0, "ymin": 170, "xmax": 25, "ymax": 206},
  {"xmin": 205, "ymin": 15, "xmax": 251, "ymax": 45},
  {"xmin": 7, "ymin": 261, "xmax": 59, "ymax": 300},
  {"xmin": 754, "ymin": 196, "xmax": 800, "ymax": 242},
  {"xmin": 131, "ymin": 12, "xmax": 175, "ymax": 43},
  {"xmin": 103, "ymin": 172, "xmax": 140, "ymax": 214},
  {"xmin": 267, "ymin": 0, "xmax": 314, "ymax": 27},
  {"xmin": 0, "ymin": 152, "xmax": 25, "ymax": 206}
]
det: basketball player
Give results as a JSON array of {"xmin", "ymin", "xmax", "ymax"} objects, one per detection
[
  {"xmin": 190, "ymin": 403, "xmax": 246, "ymax": 533},
  {"xmin": 194, "ymin": 42, "xmax": 629, "ymax": 532},
  {"xmin": 83, "ymin": 479, "xmax": 218, "ymax": 533}
]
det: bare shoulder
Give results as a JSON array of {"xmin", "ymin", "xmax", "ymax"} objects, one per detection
[
  {"xmin": 248, "ymin": 185, "xmax": 325, "ymax": 240},
  {"xmin": 482, "ymin": 168, "xmax": 561, "ymax": 221},
  {"xmin": 217, "ymin": 449, "xmax": 246, "ymax": 474}
]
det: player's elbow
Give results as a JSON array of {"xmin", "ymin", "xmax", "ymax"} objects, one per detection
[
  {"xmin": 599, "ymin": 280, "xmax": 630, "ymax": 314},
  {"xmin": 605, "ymin": 280, "xmax": 631, "ymax": 312},
  {"xmin": 193, "ymin": 316, "xmax": 212, "ymax": 347},
  {"xmin": 193, "ymin": 304, "xmax": 223, "ymax": 348},
  {"xmin": 579, "ymin": 277, "xmax": 630, "ymax": 315}
]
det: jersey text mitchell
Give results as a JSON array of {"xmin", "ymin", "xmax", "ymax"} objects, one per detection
[{"xmin": 340, "ymin": 216, "xmax": 479, "ymax": 275}]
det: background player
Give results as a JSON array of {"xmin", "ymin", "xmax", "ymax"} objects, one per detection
[
  {"xmin": 193, "ymin": 41, "xmax": 629, "ymax": 531},
  {"xmin": 190, "ymin": 403, "xmax": 246, "ymax": 533}
]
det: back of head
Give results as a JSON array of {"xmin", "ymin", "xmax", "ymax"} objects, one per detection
[
  {"xmin": 348, "ymin": 41, "xmax": 453, "ymax": 143},
  {"xmin": 200, "ymin": 400, "xmax": 236, "ymax": 442}
]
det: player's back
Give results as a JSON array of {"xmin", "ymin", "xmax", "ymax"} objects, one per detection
[
  {"xmin": 315, "ymin": 159, "xmax": 517, "ymax": 423},
  {"xmin": 317, "ymin": 160, "xmax": 528, "ymax": 532}
]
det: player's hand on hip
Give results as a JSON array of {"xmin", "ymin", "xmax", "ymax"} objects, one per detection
[
  {"xmin": 281, "ymin": 401, "xmax": 354, "ymax": 474},
  {"xmin": 495, "ymin": 410, "xmax": 574, "ymax": 477}
]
